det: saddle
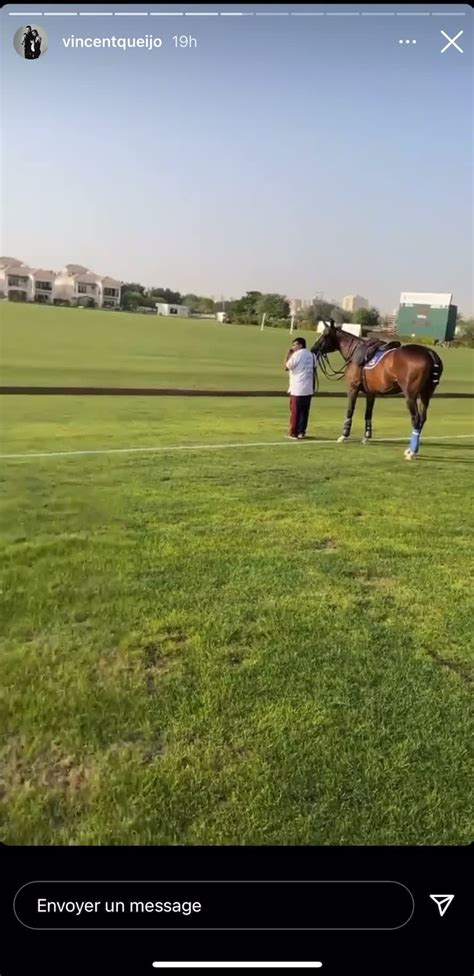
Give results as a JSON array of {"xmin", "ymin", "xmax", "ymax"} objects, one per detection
[{"xmin": 353, "ymin": 339, "xmax": 401, "ymax": 368}]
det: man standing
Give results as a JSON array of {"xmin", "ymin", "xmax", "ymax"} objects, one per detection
[
  {"xmin": 22, "ymin": 26, "xmax": 34, "ymax": 59},
  {"xmin": 284, "ymin": 336, "xmax": 317, "ymax": 439}
]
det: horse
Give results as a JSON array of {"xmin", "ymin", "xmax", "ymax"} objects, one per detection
[{"xmin": 311, "ymin": 323, "xmax": 443, "ymax": 459}]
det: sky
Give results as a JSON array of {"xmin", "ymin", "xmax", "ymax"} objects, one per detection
[{"xmin": 1, "ymin": 3, "xmax": 473, "ymax": 313}]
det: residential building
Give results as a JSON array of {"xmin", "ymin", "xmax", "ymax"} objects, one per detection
[
  {"xmin": 32, "ymin": 269, "xmax": 55, "ymax": 303},
  {"xmin": 0, "ymin": 257, "xmax": 24, "ymax": 298},
  {"xmin": 101, "ymin": 276, "xmax": 121, "ymax": 308},
  {"xmin": 0, "ymin": 257, "xmax": 122, "ymax": 308},
  {"xmin": 341, "ymin": 294, "xmax": 369, "ymax": 314},
  {"xmin": 54, "ymin": 264, "xmax": 121, "ymax": 308}
]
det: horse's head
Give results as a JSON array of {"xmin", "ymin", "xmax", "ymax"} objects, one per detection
[{"xmin": 311, "ymin": 320, "xmax": 339, "ymax": 358}]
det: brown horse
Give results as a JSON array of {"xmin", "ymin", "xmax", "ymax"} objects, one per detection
[{"xmin": 311, "ymin": 324, "xmax": 443, "ymax": 459}]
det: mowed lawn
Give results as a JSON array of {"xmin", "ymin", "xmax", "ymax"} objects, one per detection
[{"xmin": 0, "ymin": 303, "xmax": 473, "ymax": 845}]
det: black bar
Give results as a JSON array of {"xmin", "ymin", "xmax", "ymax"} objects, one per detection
[{"xmin": 0, "ymin": 386, "xmax": 471, "ymax": 399}]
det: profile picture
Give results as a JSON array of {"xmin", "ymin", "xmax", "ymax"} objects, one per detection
[{"xmin": 13, "ymin": 24, "xmax": 48, "ymax": 61}]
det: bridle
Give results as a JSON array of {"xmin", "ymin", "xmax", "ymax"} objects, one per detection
[{"xmin": 313, "ymin": 329, "xmax": 361, "ymax": 381}]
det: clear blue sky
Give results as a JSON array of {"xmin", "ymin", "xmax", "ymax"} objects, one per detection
[{"xmin": 1, "ymin": 3, "xmax": 472, "ymax": 313}]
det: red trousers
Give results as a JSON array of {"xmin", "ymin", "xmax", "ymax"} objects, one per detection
[{"xmin": 289, "ymin": 395, "xmax": 312, "ymax": 436}]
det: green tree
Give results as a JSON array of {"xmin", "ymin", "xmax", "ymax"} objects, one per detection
[
  {"xmin": 331, "ymin": 306, "xmax": 352, "ymax": 325},
  {"xmin": 309, "ymin": 299, "xmax": 336, "ymax": 325},
  {"xmin": 458, "ymin": 316, "xmax": 474, "ymax": 334},
  {"xmin": 121, "ymin": 290, "xmax": 144, "ymax": 310},
  {"xmin": 197, "ymin": 296, "xmax": 216, "ymax": 314},
  {"xmin": 182, "ymin": 295, "xmax": 216, "ymax": 314},
  {"xmin": 228, "ymin": 291, "xmax": 263, "ymax": 323},
  {"xmin": 354, "ymin": 307, "xmax": 380, "ymax": 329},
  {"xmin": 456, "ymin": 317, "xmax": 474, "ymax": 346},
  {"xmin": 255, "ymin": 294, "xmax": 290, "ymax": 320},
  {"xmin": 121, "ymin": 282, "xmax": 145, "ymax": 301},
  {"xmin": 149, "ymin": 288, "xmax": 182, "ymax": 305}
]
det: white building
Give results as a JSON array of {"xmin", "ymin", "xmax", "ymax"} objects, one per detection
[
  {"xmin": 155, "ymin": 303, "xmax": 190, "ymax": 317},
  {"xmin": 54, "ymin": 264, "xmax": 121, "ymax": 308},
  {"xmin": 0, "ymin": 260, "xmax": 35, "ymax": 301},
  {"xmin": 0, "ymin": 258, "xmax": 24, "ymax": 297},
  {"xmin": 0, "ymin": 257, "xmax": 121, "ymax": 308},
  {"xmin": 317, "ymin": 320, "xmax": 362, "ymax": 338},
  {"xmin": 341, "ymin": 294, "xmax": 369, "ymax": 314}
]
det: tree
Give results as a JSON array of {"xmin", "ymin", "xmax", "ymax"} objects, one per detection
[
  {"xmin": 255, "ymin": 294, "xmax": 290, "ymax": 320},
  {"xmin": 121, "ymin": 290, "xmax": 145, "ymax": 310},
  {"xmin": 183, "ymin": 294, "xmax": 216, "ymax": 314},
  {"xmin": 456, "ymin": 316, "xmax": 474, "ymax": 346},
  {"xmin": 228, "ymin": 291, "xmax": 263, "ymax": 323},
  {"xmin": 331, "ymin": 306, "xmax": 352, "ymax": 325},
  {"xmin": 310, "ymin": 299, "xmax": 336, "ymax": 324},
  {"xmin": 197, "ymin": 296, "xmax": 216, "ymax": 314},
  {"xmin": 354, "ymin": 307, "xmax": 380, "ymax": 330},
  {"xmin": 121, "ymin": 282, "xmax": 146, "ymax": 301},
  {"xmin": 457, "ymin": 315, "xmax": 474, "ymax": 334},
  {"xmin": 149, "ymin": 287, "xmax": 182, "ymax": 305}
]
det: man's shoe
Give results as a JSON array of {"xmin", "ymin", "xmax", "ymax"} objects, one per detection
[{"xmin": 297, "ymin": 433, "xmax": 305, "ymax": 439}]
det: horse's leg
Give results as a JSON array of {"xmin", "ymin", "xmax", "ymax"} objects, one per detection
[
  {"xmin": 403, "ymin": 393, "xmax": 422, "ymax": 460},
  {"xmin": 338, "ymin": 387, "xmax": 359, "ymax": 442},
  {"xmin": 361, "ymin": 394, "xmax": 375, "ymax": 444},
  {"xmin": 418, "ymin": 383, "xmax": 433, "ymax": 432}
]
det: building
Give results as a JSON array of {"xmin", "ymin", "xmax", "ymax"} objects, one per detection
[
  {"xmin": 101, "ymin": 277, "xmax": 122, "ymax": 308},
  {"xmin": 317, "ymin": 320, "xmax": 362, "ymax": 338},
  {"xmin": 288, "ymin": 298, "xmax": 311, "ymax": 316},
  {"xmin": 0, "ymin": 257, "xmax": 121, "ymax": 308},
  {"xmin": 0, "ymin": 260, "xmax": 35, "ymax": 302},
  {"xmin": 32, "ymin": 269, "xmax": 56, "ymax": 303},
  {"xmin": 396, "ymin": 293, "xmax": 457, "ymax": 342},
  {"xmin": 0, "ymin": 258, "xmax": 24, "ymax": 298},
  {"xmin": 341, "ymin": 294, "xmax": 369, "ymax": 314},
  {"xmin": 155, "ymin": 303, "xmax": 190, "ymax": 317},
  {"xmin": 54, "ymin": 264, "xmax": 121, "ymax": 308}
]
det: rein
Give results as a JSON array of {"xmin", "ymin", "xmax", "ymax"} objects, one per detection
[
  {"xmin": 316, "ymin": 352, "xmax": 348, "ymax": 381},
  {"xmin": 314, "ymin": 332, "xmax": 361, "ymax": 382}
]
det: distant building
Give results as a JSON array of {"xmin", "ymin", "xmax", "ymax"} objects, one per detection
[
  {"xmin": 288, "ymin": 298, "xmax": 312, "ymax": 316},
  {"xmin": 0, "ymin": 257, "xmax": 121, "ymax": 308},
  {"xmin": 341, "ymin": 294, "xmax": 369, "ymax": 313},
  {"xmin": 155, "ymin": 303, "xmax": 190, "ymax": 317}
]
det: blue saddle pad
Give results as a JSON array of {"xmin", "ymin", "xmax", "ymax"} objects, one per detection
[{"xmin": 365, "ymin": 348, "xmax": 393, "ymax": 369}]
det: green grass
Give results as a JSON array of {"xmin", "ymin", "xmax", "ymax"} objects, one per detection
[
  {"xmin": 2, "ymin": 301, "xmax": 473, "ymax": 392},
  {"xmin": 1, "ymin": 303, "xmax": 473, "ymax": 845}
]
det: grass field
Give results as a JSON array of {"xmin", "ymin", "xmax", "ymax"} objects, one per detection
[{"xmin": 1, "ymin": 303, "xmax": 473, "ymax": 845}]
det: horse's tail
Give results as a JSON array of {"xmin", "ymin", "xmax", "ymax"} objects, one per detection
[{"xmin": 427, "ymin": 348, "xmax": 443, "ymax": 387}]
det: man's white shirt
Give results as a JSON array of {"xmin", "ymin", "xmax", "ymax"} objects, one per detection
[{"xmin": 286, "ymin": 348, "xmax": 317, "ymax": 396}]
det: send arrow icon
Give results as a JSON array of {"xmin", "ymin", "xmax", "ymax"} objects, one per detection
[{"xmin": 430, "ymin": 894, "xmax": 455, "ymax": 917}]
